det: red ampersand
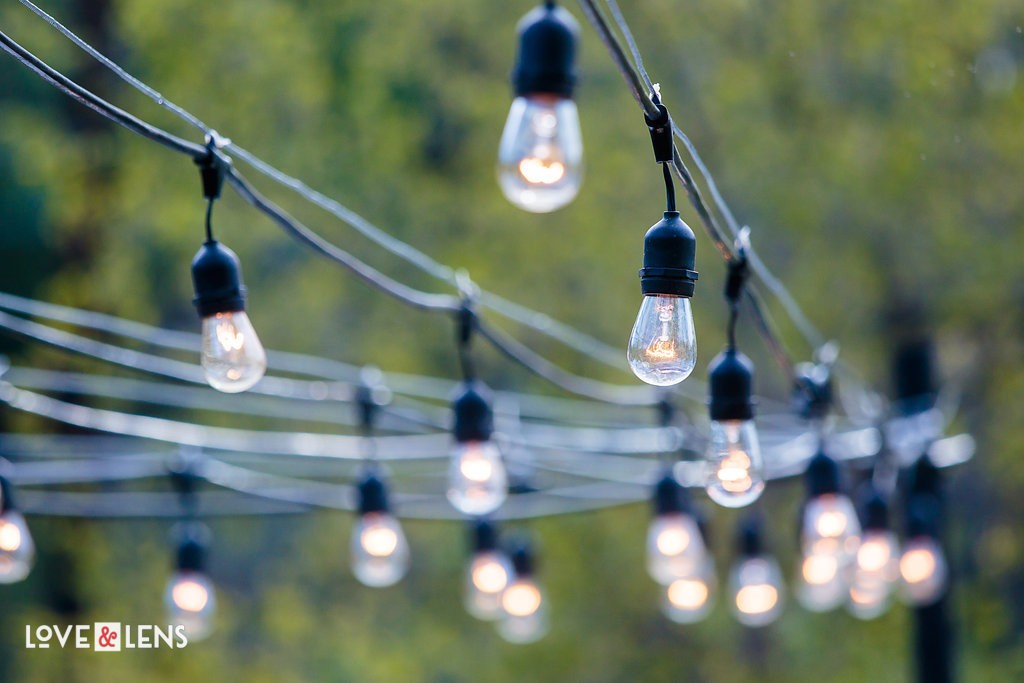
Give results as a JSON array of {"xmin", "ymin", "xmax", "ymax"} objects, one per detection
[{"xmin": 98, "ymin": 626, "xmax": 118, "ymax": 648}]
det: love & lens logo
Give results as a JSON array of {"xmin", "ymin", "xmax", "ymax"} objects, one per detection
[{"xmin": 24, "ymin": 622, "xmax": 189, "ymax": 651}]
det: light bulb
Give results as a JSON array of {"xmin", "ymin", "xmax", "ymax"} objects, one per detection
[
  {"xmin": 801, "ymin": 493, "xmax": 861, "ymax": 560},
  {"xmin": 447, "ymin": 441, "xmax": 508, "ymax": 516},
  {"xmin": 200, "ymin": 311, "xmax": 266, "ymax": 393},
  {"xmin": 646, "ymin": 512, "xmax": 706, "ymax": 585},
  {"xmin": 627, "ymin": 295, "xmax": 697, "ymax": 386},
  {"xmin": 797, "ymin": 551, "xmax": 848, "ymax": 612},
  {"xmin": 847, "ymin": 531, "xmax": 898, "ymax": 619},
  {"xmin": 899, "ymin": 536, "xmax": 947, "ymax": 606},
  {"xmin": 661, "ymin": 558, "xmax": 716, "ymax": 624},
  {"xmin": 729, "ymin": 556, "xmax": 784, "ymax": 627},
  {"xmin": 498, "ymin": 577, "xmax": 549, "ymax": 643},
  {"xmin": 351, "ymin": 511, "xmax": 410, "ymax": 588},
  {"xmin": 0, "ymin": 510, "xmax": 34, "ymax": 583},
  {"xmin": 465, "ymin": 550, "xmax": 514, "ymax": 621},
  {"xmin": 164, "ymin": 570, "xmax": 216, "ymax": 640},
  {"xmin": 498, "ymin": 96, "xmax": 582, "ymax": 213},
  {"xmin": 705, "ymin": 420, "xmax": 765, "ymax": 508}
]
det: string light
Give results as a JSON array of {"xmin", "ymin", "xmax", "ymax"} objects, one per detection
[
  {"xmin": 498, "ymin": 1, "xmax": 582, "ymax": 213},
  {"xmin": 447, "ymin": 380, "xmax": 508, "ymax": 516},
  {"xmin": 899, "ymin": 457, "xmax": 948, "ymax": 607},
  {"xmin": 497, "ymin": 541, "xmax": 548, "ymax": 644},
  {"xmin": 351, "ymin": 470, "xmax": 410, "ymax": 588},
  {"xmin": 0, "ymin": 475, "xmax": 34, "ymax": 583},
  {"xmin": 164, "ymin": 522, "xmax": 216, "ymax": 641},
  {"xmin": 847, "ymin": 488, "xmax": 898, "ymax": 620},
  {"xmin": 730, "ymin": 516, "xmax": 784, "ymax": 628},
  {"xmin": 798, "ymin": 450, "xmax": 860, "ymax": 612},
  {"xmin": 464, "ymin": 518, "xmax": 514, "ymax": 621},
  {"xmin": 646, "ymin": 472, "xmax": 707, "ymax": 585},
  {"xmin": 190, "ymin": 144, "xmax": 266, "ymax": 393},
  {"xmin": 627, "ymin": 97, "xmax": 698, "ymax": 386}
]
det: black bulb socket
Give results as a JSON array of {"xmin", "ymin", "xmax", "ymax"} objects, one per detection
[
  {"xmin": 906, "ymin": 493, "xmax": 941, "ymax": 539},
  {"xmin": 357, "ymin": 471, "xmax": 390, "ymax": 515},
  {"xmin": 452, "ymin": 380, "xmax": 494, "ymax": 443},
  {"xmin": 860, "ymin": 488, "xmax": 890, "ymax": 532},
  {"xmin": 469, "ymin": 518, "xmax": 500, "ymax": 553},
  {"xmin": 708, "ymin": 348, "xmax": 755, "ymax": 422},
  {"xmin": 639, "ymin": 212, "xmax": 698, "ymax": 298},
  {"xmin": 174, "ymin": 522, "xmax": 210, "ymax": 572},
  {"xmin": 0, "ymin": 475, "xmax": 16, "ymax": 513},
  {"xmin": 508, "ymin": 540, "xmax": 535, "ymax": 577},
  {"xmin": 191, "ymin": 240, "xmax": 247, "ymax": 318},
  {"xmin": 512, "ymin": 2, "xmax": 579, "ymax": 98},
  {"xmin": 805, "ymin": 450, "xmax": 841, "ymax": 498},
  {"xmin": 908, "ymin": 453, "xmax": 942, "ymax": 498},
  {"xmin": 653, "ymin": 472, "xmax": 690, "ymax": 516},
  {"xmin": 737, "ymin": 516, "xmax": 764, "ymax": 558}
]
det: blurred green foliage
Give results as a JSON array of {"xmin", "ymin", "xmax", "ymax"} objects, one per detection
[{"xmin": 0, "ymin": 0, "xmax": 1022, "ymax": 680}]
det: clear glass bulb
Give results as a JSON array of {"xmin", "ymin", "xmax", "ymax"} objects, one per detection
[
  {"xmin": 729, "ymin": 556, "xmax": 784, "ymax": 628},
  {"xmin": 661, "ymin": 557, "xmax": 716, "ymax": 625},
  {"xmin": 801, "ymin": 493, "xmax": 862, "ymax": 560},
  {"xmin": 0, "ymin": 511, "xmax": 34, "ymax": 583},
  {"xmin": 465, "ymin": 550, "xmax": 514, "ymax": 621},
  {"xmin": 797, "ymin": 551, "xmax": 848, "ymax": 612},
  {"xmin": 497, "ymin": 95, "xmax": 582, "ymax": 213},
  {"xmin": 350, "ymin": 511, "xmax": 410, "ymax": 588},
  {"xmin": 646, "ymin": 512, "xmax": 707, "ymax": 585},
  {"xmin": 498, "ymin": 577, "xmax": 549, "ymax": 643},
  {"xmin": 164, "ymin": 570, "xmax": 216, "ymax": 641},
  {"xmin": 447, "ymin": 441, "xmax": 508, "ymax": 516},
  {"xmin": 627, "ymin": 295, "xmax": 697, "ymax": 386},
  {"xmin": 899, "ymin": 536, "xmax": 948, "ymax": 606},
  {"xmin": 704, "ymin": 420, "xmax": 765, "ymax": 508},
  {"xmin": 200, "ymin": 311, "xmax": 266, "ymax": 393},
  {"xmin": 847, "ymin": 531, "xmax": 898, "ymax": 620}
]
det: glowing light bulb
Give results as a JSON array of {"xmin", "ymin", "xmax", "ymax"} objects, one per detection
[
  {"xmin": 846, "ymin": 530, "xmax": 898, "ymax": 619},
  {"xmin": 646, "ymin": 513, "xmax": 706, "ymax": 585},
  {"xmin": 705, "ymin": 420, "xmax": 765, "ymax": 508},
  {"xmin": 899, "ymin": 537, "xmax": 947, "ymax": 606},
  {"xmin": 351, "ymin": 511, "xmax": 410, "ymax": 588},
  {"xmin": 797, "ymin": 551, "xmax": 848, "ymax": 612},
  {"xmin": 627, "ymin": 295, "xmax": 697, "ymax": 386},
  {"xmin": 164, "ymin": 571, "xmax": 216, "ymax": 640},
  {"xmin": 465, "ymin": 550, "xmax": 514, "ymax": 621},
  {"xmin": 199, "ymin": 311, "xmax": 266, "ymax": 393},
  {"xmin": 498, "ymin": 96, "xmax": 582, "ymax": 213},
  {"xmin": 447, "ymin": 441, "xmax": 508, "ymax": 516},
  {"xmin": 0, "ymin": 510, "xmax": 34, "ymax": 584},
  {"xmin": 730, "ymin": 556, "xmax": 784, "ymax": 627},
  {"xmin": 802, "ymin": 493, "xmax": 861, "ymax": 560},
  {"xmin": 662, "ymin": 558, "xmax": 716, "ymax": 624},
  {"xmin": 498, "ymin": 577, "xmax": 548, "ymax": 643}
]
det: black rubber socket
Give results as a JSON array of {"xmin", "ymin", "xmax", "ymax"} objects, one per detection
[
  {"xmin": 509, "ymin": 540, "xmax": 535, "ymax": 577},
  {"xmin": 452, "ymin": 380, "xmax": 494, "ymax": 443},
  {"xmin": 512, "ymin": 3, "xmax": 579, "ymax": 98},
  {"xmin": 470, "ymin": 518, "xmax": 500, "ymax": 553},
  {"xmin": 805, "ymin": 450, "xmax": 841, "ymax": 497},
  {"xmin": 0, "ymin": 476, "xmax": 16, "ymax": 513},
  {"xmin": 708, "ymin": 348, "xmax": 756, "ymax": 422},
  {"xmin": 174, "ymin": 523, "xmax": 209, "ymax": 571},
  {"xmin": 639, "ymin": 212, "xmax": 698, "ymax": 297},
  {"xmin": 860, "ymin": 488, "xmax": 890, "ymax": 532},
  {"xmin": 737, "ymin": 515, "xmax": 764, "ymax": 557},
  {"xmin": 357, "ymin": 471, "xmax": 389, "ymax": 515},
  {"xmin": 191, "ymin": 240, "xmax": 247, "ymax": 318},
  {"xmin": 653, "ymin": 472, "xmax": 690, "ymax": 516}
]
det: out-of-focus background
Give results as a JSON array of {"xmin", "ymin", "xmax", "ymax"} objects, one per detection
[{"xmin": 0, "ymin": 0, "xmax": 1022, "ymax": 681}]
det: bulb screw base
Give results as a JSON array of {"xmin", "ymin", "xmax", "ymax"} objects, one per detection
[{"xmin": 639, "ymin": 212, "xmax": 699, "ymax": 297}]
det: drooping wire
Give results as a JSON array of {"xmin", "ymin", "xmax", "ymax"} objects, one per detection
[
  {"xmin": 204, "ymin": 197, "xmax": 215, "ymax": 243},
  {"xmin": 662, "ymin": 163, "xmax": 676, "ymax": 213},
  {"xmin": 13, "ymin": 0, "xmax": 632, "ymax": 375}
]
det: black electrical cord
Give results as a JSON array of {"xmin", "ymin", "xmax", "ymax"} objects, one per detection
[{"xmin": 662, "ymin": 162, "xmax": 676, "ymax": 213}]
